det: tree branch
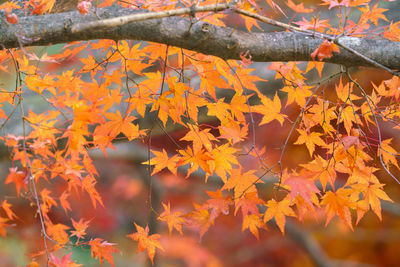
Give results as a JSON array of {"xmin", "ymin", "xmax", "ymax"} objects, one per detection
[{"xmin": 0, "ymin": 5, "xmax": 399, "ymax": 70}]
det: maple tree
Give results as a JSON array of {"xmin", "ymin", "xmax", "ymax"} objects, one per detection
[{"xmin": 0, "ymin": 0, "xmax": 399, "ymax": 266}]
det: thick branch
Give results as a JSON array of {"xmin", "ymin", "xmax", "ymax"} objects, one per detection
[{"xmin": 0, "ymin": 6, "xmax": 399, "ymax": 69}]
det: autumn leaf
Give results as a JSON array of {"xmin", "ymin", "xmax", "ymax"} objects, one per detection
[
  {"xmin": 206, "ymin": 189, "xmax": 233, "ymax": 220},
  {"xmin": 144, "ymin": 149, "xmax": 179, "ymax": 175},
  {"xmin": 222, "ymin": 168, "xmax": 262, "ymax": 202},
  {"xmin": 71, "ymin": 219, "xmax": 90, "ymax": 240},
  {"xmin": 50, "ymin": 252, "xmax": 82, "ymax": 267},
  {"xmin": 379, "ymin": 139, "xmax": 400, "ymax": 170},
  {"xmin": 59, "ymin": 191, "xmax": 72, "ymax": 214},
  {"xmin": 286, "ymin": 0, "xmax": 314, "ymax": 13},
  {"xmin": 1, "ymin": 200, "xmax": 16, "ymax": 220},
  {"xmin": 89, "ymin": 238, "xmax": 120, "ymax": 267},
  {"xmin": 185, "ymin": 203, "xmax": 214, "ymax": 238},
  {"xmin": 263, "ymin": 198, "xmax": 296, "ymax": 234},
  {"xmin": 294, "ymin": 129, "xmax": 325, "ymax": 157},
  {"xmin": 311, "ymin": 40, "xmax": 340, "ymax": 61},
  {"xmin": 46, "ymin": 223, "xmax": 69, "ymax": 246},
  {"xmin": 352, "ymin": 182, "xmax": 393, "ymax": 222},
  {"xmin": 5, "ymin": 167, "xmax": 27, "ymax": 196},
  {"xmin": 158, "ymin": 202, "xmax": 185, "ymax": 235},
  {"xmin": 180, "ymin": 126, "xmax": 217, "ymax": 153},
  {"xmin": 284, "ymin": 174, "xmax": 320, "ymax": 206},
  {"xmin": 235, "ymin": 192, "xmax": 264, "ymax": 217},
  {"xmin": 320, "ymin": 188, "xmax": 357, "ymax": 230},
  {"xmin": 281, "ymin": 85, "xmax": 313, "ymax": 107},
  {"xmin": 127, "ymin": 223, "xmax": 164, "ymax": 265},
  {"xmin": 242, "ymin": 214, "xmax": 265, "ymax": 239},
  {"xmin": 0, "ymin": 217, "xmax": 8, "ymax": 237},
  {"xmin": 253, "ymin": 93, "xmax": 286, "ymax": 126}
]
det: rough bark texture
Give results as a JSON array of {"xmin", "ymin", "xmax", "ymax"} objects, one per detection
[{"xmin": 0, "ymin": 5, "xmax": 399, "ymax": 69}]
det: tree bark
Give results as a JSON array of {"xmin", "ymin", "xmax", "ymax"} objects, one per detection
[{"xmin": 0, "ymin": 5, "xmax": 399, "ymax": 70}]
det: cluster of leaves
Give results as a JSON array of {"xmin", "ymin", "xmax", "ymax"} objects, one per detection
[{"xmin": 0, "ymin": 0, "xmax": 399, "ymax": 266}]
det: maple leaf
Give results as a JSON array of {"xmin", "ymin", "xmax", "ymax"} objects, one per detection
[
  {"xmin": 359, "ymin": 4, "xmax": 388, "ymax": 26},
  {"xmin": 59, "ymin": 191, "xmax": 72, "ymax": 214},
  {"xmin": 177, "ymin": 146, "xmax": 213, "ymax": 178},
  {"xmin": 82, "ymin": 176, "xmax": 104, "ymax": 208},
  {"xmin": 335, "ymin": 77, "xmax": 360, "ymax": 102},
  {"xmin": 294, "ymin": 129, "xmax": 325, "ymax": 157},
  {"xmin": 235, "ymin": 192, "xmax": 264, "ymax": 217},
  {"xmin": 185, "ymin": 203, "xmax": 214, "ymax": 238},
  {"xmin": 218, "ymin": 120, "xmax": 248, "ymax": 145},
  {"xmin": 384, "ymin": 21, "xmax": 400, "ymax": 41},
  {"xmin": 1, "ymin": 200, "xmax": 16, "ymax": 220},
  {"xmin": 311, "ymin": 40, "xmax": 340, "ymax": 61},
  {"xmin": 320, "ymin": 188, "xmax": 357, "ymax": 230},
  {"xmin": 89, "ymin": 238, "xmax": 120, "ymax": 267},
  {"xmin": 263, "ymin": 198, "xmax": 296, "ymax": 234},
  {"xmin": 339, "ymin": 105, "xmax": 360, "ymax": 135},
  {"xmin": 379, "ymin": 139, "xmax": 400, "ymax": 170},
  {"xmin": 94, "ymin": 110, "xmax": 142, "ymax": 141},
  {"xmin": 206, "ymin": 190, "xmax": 233, "ymax": 220},
  {"xmin": 46, "ymin": 223, "xmax": 69, "ymax": 246},
  {"xmin": 253, "ymin": 93, "xmax": 286, "ymax": 126},
  {"xmin": 0, "ymin": 217, "xmax": 8, "ymax": 237},
  {"xmin": 208, "ymin": 144, "xmax": 239, "ymax": 183},
  {"xmin": 242, "ymin": 214, "xmax": 265, "ymax": 239},
  {"xmin": 127, "ymin": 223, "xmax": 164, "ymax": 265},
  {"xmin": 352, "ymin": 182, "xmax": 393, "ymax": 222},
  {"xmin": 50, "ymin": 252, "xmax": 82, "ymax": 267},
  {"xmin": 281, "ymin": 85, "xmax": 313, "ymax": 107},
  {"xmin": 284, "ymin": 174, "xmax": 320, "ymax": 206},
  {"xmin": 144, "ymin": 149, "xmax": 179, "ymax": 175},
  {"xmin": 222, "ymin": 168, "xmax": 262, "ymax": 202},
  {"xmin": 180, "ymin": 126, "xmax": 217, "ymax": 154},
  {"xmin": 286, "ymin": 0, "xmax": 314, "ymax": 13},
  {"xmin": 295, "ymin": 17, "xmax": 330, "ymax": 32},
  {"xmin": 158, "ymin": 202, "xmax": 185, "ymax": 235},
  {"xmin": 301, "ymin": 156, "xmax": 337, "ymax": 190},
  {"xmin": 71, "ymin": 219, "xmax": 90, "ymax": 240},
  {"xmin": 5, "ymin": 167, "xmax": 27, "ymax": 196}
]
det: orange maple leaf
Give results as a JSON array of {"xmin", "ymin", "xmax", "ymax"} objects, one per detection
[
  {"xmin": 46, "ymin": 223, "xmax": 69, "ymax": 246},
  {"xmin": 263, "ymin": 198, "xmax": 296, "ymax": 234},
  {"xmin": 242, "ymin": 214, "xmax": 265, "ymax": 239},
  {"xmin": 222, "ymin": 168, "xmax": 262, "ymax": 202},
  {"xmin": 352, "ymin": 182, "xmax": 393, "ymax": 222},
  {"xmin": 294, "ymin": 129, "xmax": 326, "ymax": 157},
  {"xmin": 1, "ymin": 200, "xmax": 16, "ymax": 220},
  {"xmin": 71, "ymin": 219, "xmax": 90, "ymax": 240},
  {"xmin": 311, "ymin": 40, "xmax": 340, "ymax": 61},
  {"xmin": 158, "ymin": 202, "xmax": 185, "ymax": 235},
  {"xmin": 144, "ymin": 149, "xmax": 179, "ymax": 175},
  {"xmin": 286, "ymin": 0, "xmax": 314, "ymax": 13},
  {"xmin": 89, "ymin": 238, "xmax": 120, "ymax": 267},
  {"xmin": 5, "ymin": 167, "xmax": 27, "ymax": 196},
  {"xmin": 185, "ymin": 203, "xmax": 214, "ymax": 238},
  {"xmin": 206, "ymin": 189, "xmax": 233, "ymax": 220},
  {"xmin": 253, "ymin": 93, "xmax": 286, "ymax": 126},
  {"xmin": 321, "ymin": 188, "xmax": 357, "ymax": 230},
  {"xmin": 127, "ymin": 223, "xmax": 164, "ymax": 265},
  {"xmin": 235, "ymin": 192, "xmax": 264, "ymax": 217}
]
